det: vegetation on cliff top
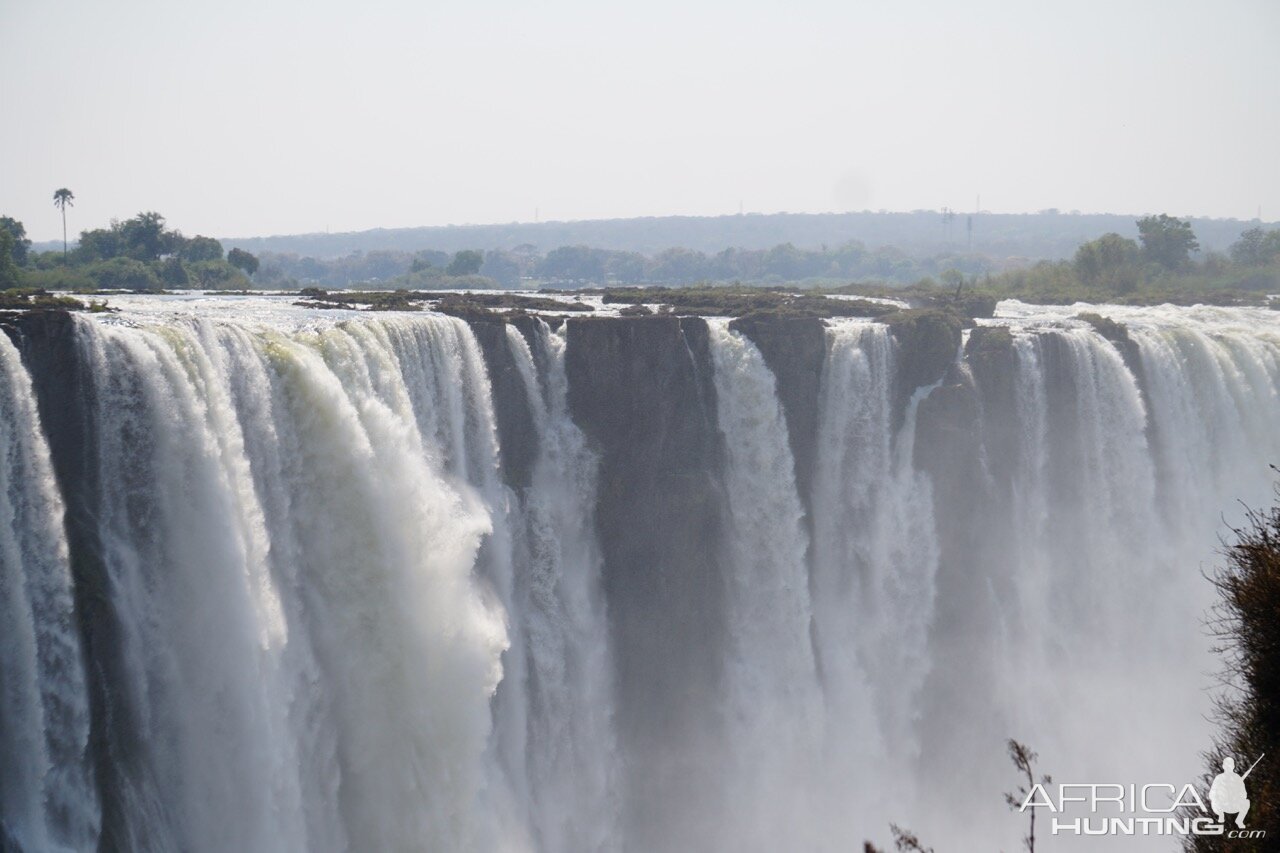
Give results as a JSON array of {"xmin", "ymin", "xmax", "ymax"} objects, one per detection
[
  {"xmin": 0, "ymin": 287, "xmax": 111, "ymax": 313},
  {"xmin": 7, "ymin": 205, "xmax": 1277, "ymax": 309},
  {"xmin": 830, "ymin": 222, "xmax": 1278, "ymax": 309},
  {"xmin": 0, "ymin": 204, "xmax": 506, "ymax": 293},
  {"xmin": 968, "ymin": 218, "xmax": 1280, "ymax": 307},
  {"xmin": 598, "ymin": 286, "xmax": 895, "ymax": 319},
  {"xmin": 293, "ymin": 288, "xmax": 595, "ymax": 317},
  {"xmin": 1185, "ymin": 477, "xmax": 1280, "ymax": 850},
  {"xmin": 2, "ymin": 208, "xmax": 255, "ymax": 292}
]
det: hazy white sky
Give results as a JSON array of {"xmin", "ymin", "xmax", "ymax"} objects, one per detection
[{"xmin": 2, "ymin": 0, "xmax": 1277, "ymax": 241}]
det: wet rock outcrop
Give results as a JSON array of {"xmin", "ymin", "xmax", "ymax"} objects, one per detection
[
  {"xmin": 730, "ymin": 314, "xmax": 826, "ymax": 518},
  {"xmin": 2, "ymin": 311, "xmax": 134, "ymax": 849},
  {"xmin": 883, "ymin": 308, "xmax": 964, "ymax": 429},
  {"xmin": 912, "ymin": 323, "xmax": 1022, "ymax": 802},
  {"xmin": 564, "ymin": 314, "xmax": 729, "ymax": 850},
  {"xmin": 1076, "ymin": 311, "xmax": 1143, "ymax": 379},
  {"xmin": 464, "ymin": 316, "xmax": 539, "ymax": 490}
]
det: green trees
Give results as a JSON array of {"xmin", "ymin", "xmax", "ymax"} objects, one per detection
[
  {"xmin": 409, "ymin": 254, "xmax": 437, "ymax": 273},
  {"xmin": 763, "ymin": 242, "xmax": 829, "ymax": 279},
  {"xmin": 446, "ymin": 249, "xmax": 483, "ymax": 277},
  {"xmin": 1229, "ymin": 227, "xmax": 1280, "ymax": 267},
  {"xmin": 159, "ymin": 256, "xmax": 190, "ymax": 287},
  {"xmin": 0, "ymin": 217, "xmax": 31, "ymax": 267},
  {"xmin": 79, "ymin": 212, "xmax": 174, "ymax": 262},
  {"xmin": 1073, "ymin": 233, "xmax": 1140, "ymax": 292},
  {"xmin": 1137, "ymin": 214, "xmax": 1199, "ymax": 269},
  {"xmin": 539, "ymin": 245, "xmax": 605, "ymax": 283},
  {"xmin": 76, "ymin": 227, "xmax": 122, "ymax": 262},
  {"xmin": 53, "ymin": 188, "xmax": 74, "ymax": 258},
  {"xmin": 608, "ymin": 250, "xmax": 648, "ymax": 284},
  {"xmin": 0, "ymin": 215, "xmax": 32, "ymax": 288},
  {"xmin": 86, "ymin": 257, "xmax": 161, "ymax": 290},
  {"xmin": 481, "ymin": 250, "xmax": 521, "ymax": 288},
  {"xmin": 249, "ymin": 237, "xmax": 975, "ymax": 289},
  {"xmin": 178, "ymin": 235, "xmax": 224, "ymax": 262},
  {"xmin": 187, "ymin": 260, "xmax": 248, "ymax": 289},
  {"xmin": 0, "ymin": 230, "xmax": 20, "ymax": 288},
  {"xmin": 649, "ymin": 247, "xmax": 709, "ymax": 284},
  {"xmin": 1074, "ymin": 233, "xmax": 1138, "ymax": 280},
  {"xmin": 119, "ymin": 211, "xmax": 170, "ymax": 261},
  {"xmin": 7, "ymin": 210, "xmax": 251, "ymax": 291},
  {"xmin": 227, "ymin": 248, "xmax": 259, "ymax": 277}
]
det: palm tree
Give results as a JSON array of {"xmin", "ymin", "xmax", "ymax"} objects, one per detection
[{"xmin": 53, "ymin": 188, "xmax": 74, "ymax": 259}]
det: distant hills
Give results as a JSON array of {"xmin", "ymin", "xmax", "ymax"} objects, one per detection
[{"xmin": 200, "ymin": 210, "xmax": 1275, "ymax": 261}]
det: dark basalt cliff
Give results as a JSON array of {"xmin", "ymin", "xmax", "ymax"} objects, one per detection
[
  {"xmin": 912, "ymin": 326, "xmax": 1017, "ymax": 791},
  {"xmin": 2, "ymin": 312, "xmax": 134, "ymax": 849},
  {"xmin": 730, "ymin": 314, "xmax": 827, "ymax": 520},
  {"xmin": 6, "ymin": 305, "xmax": 985, "ymax": 849},
  {"xmin": 464, "ymin": 316, "xmax": 539, "ymax": 490},
  {"xmin": 883, "ymin": 308, "xmax": 964, "ymax": 429},
  {"xmin": 563, "ymin": 315, "xmax": 730, "ymax": 849}
]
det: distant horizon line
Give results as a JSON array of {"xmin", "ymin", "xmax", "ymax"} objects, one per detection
[
  {"xmin": 26, "ymin": 206, "xmax": 1274, "ymax": 248},
  {"xmin": 220, "ymin": 207, "xmax": 1273, "ymax": 244}
]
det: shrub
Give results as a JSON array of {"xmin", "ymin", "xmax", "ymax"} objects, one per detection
[
  {"xmin": 18, "ymin": 267, "xmax": 96, "ymax": 291},
  {"xmin": 186, "ymin": 259, "xmax": 250, "ymax": 290},
  {"xmin": 1186, "ymin": 475, "xmax": 1280, "ymax": 850},
  {"xmin": 85, "ymin": 257, "xmax": 161, "ymax": 291}
]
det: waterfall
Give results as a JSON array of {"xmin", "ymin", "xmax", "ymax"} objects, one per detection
[
  {"xmin": 0, "ymin": 334, "xmax": 98, "ymax": 852},
  {"xmin": 914, "ymin": 310, "xmax": 1280, "ymax": 850},
  {"xmin": 991, "ymin": 327, "xmax": 1174, "ymax": 788},
  {"xmin": 809, "ymin": 319, "xmax": 941, "ymax": 834},
  {"xmin": 505, "ymin": 320, "xmax": 620, "ymax": 851},
  {"xmin": 2, "ymin": 299, "xmax": 1278, "ymax": 852},
  {"xmin": 706, "ymin": 320, "xmax": 822, "ymax": 850},
  {"xmin": 67, "ymin": 316, "xmax": 514, "ymax": 851}
]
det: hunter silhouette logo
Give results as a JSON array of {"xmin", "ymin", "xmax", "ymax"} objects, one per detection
[
  {"xmin": 1209, "ymin": 755, "xmax": 1261, "ymax": 829},
  {"xmin": 1018, "ymin": 753, "xmax": 1266, "ymax": 839}
]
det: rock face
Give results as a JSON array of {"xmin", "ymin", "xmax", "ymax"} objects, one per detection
[
  {"xmin": 4, "ymin": 305, "xmax": 1001, "ymax": 850},
  {"xmin": 730, "ymin": 314, "xmax": 826, "ymax": 519},
  {"xmin": 564, "ymin": 315, "xmax": 730, "ymax": 849},
  {"xmin": 963, "ymin": 326, "xmax": 1019, "ymax": 484},
  {"xmin": 911, "ymin": 326, "xmax": 1015, "ymax": 789},
  {"xmin": 464, "ymin": 316, "xmax": 539, "ymax": 490},
  {"xmin": 883, "ymin": 308, "xmax": 964, "ymax": 428},
  {"xmin": 1, "ymin": 312, "xmax": 133, "ymax": 849},
  {"xmin": 1075, "ymin": 311, "xmax": 1147, "ymax": 391}
]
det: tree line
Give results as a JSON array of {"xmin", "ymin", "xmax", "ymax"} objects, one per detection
[
  {"xmin": 240, "ymin": 215, "xmax": 1280, "ymax": 297},
  {"xmin": 6, "ymin": 203, "xmax": 1277, "ymax": 300},
  {"xmin": 249, "ymin": 239, "xmax": 994, "ymax": 289},
  {"xmin": 1, "ymin": 192, "xmax": 260, "ymax": 291},
  {"xmin": 983, "ymin": 215, "xmax": 1280, "ymax": 303},
  {"xmin": 223, "ymin": 210, "xmax": 1267, "ymax": 263}
]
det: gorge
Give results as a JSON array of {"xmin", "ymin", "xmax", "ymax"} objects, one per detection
[{"xmin": 2, "ymin": 296, "xmax": 1278, "ymax": 852}]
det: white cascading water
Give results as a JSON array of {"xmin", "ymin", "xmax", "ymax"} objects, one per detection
[
  {"xmin": 809, "ymin": 320, "xmax": 942, "ymax": 839},
  {"xmin": 706, "ymin": 320, "xmax": 823, "ymax": 850},
  {"xmin": 504, "ymin": 321, "xmax": 620, "ymax": 852},
  {"xmin": 2, "ymin": 297, "xmax": 1278, "ymax": 852},
  {"xmin": 705, "ymin": 309, "xmax": 1279, "ymax": 851},
  {"xmin": 1002, "ymin": 325, "xmax": 1166, "ymax": 712},
  {"xmin": 75, "ymin": 315, "xmax": 520, "ymax": 851},
  {"xmin": 948, "ymin": 306, "xmax": 1280, "ymax": 850},
  {"xmin": 993, "ymin": 326, "xmax": 1179, "ymax": 815},
  {"xmin": 0, "ymin": 334, "xmax": 98, "ymax": 852}
]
